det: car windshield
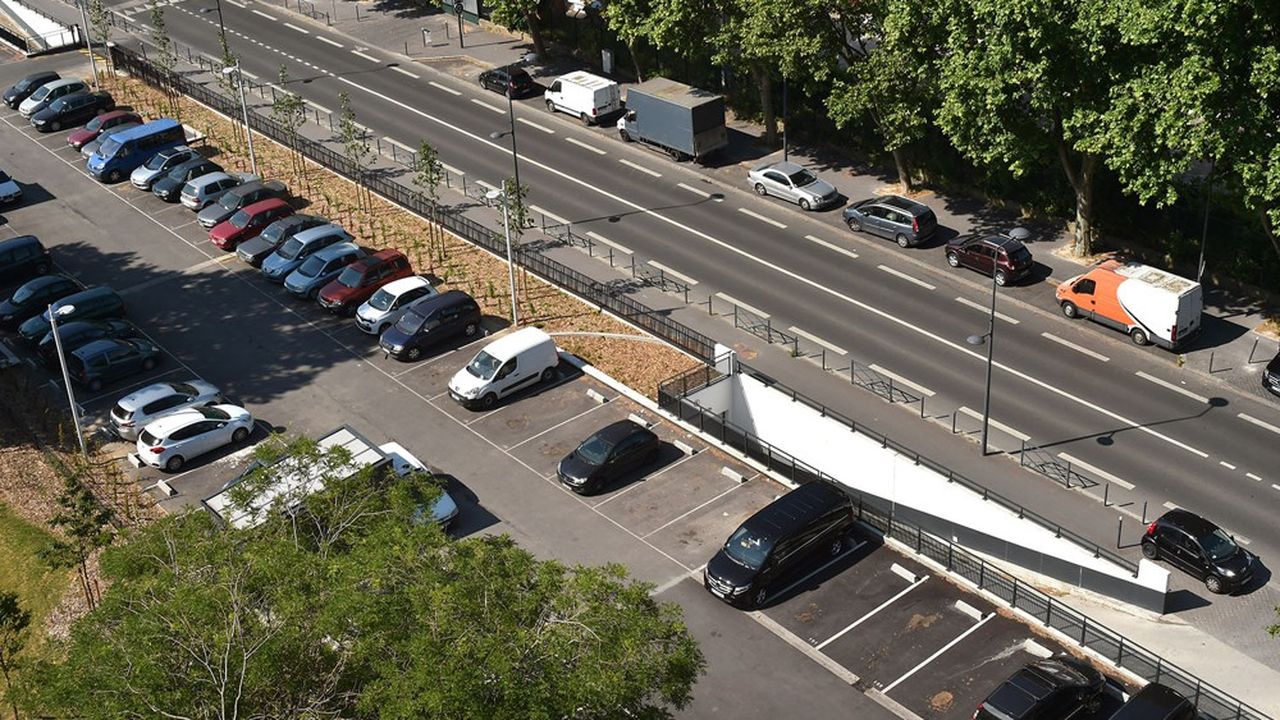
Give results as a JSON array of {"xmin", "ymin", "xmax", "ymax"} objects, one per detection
[
  {"xmin": 724, "ymin": 526, "xmax": 771, "ymax": 570},
  {"xmin": 11, "ymin": 283, "xmax": 41, "ymax": 304},
  {"xmin": 98, "ymin": 137, "xmax": 122, "ymax": 157},
  {"xmin": 368, "ymin": 288, "xmax": 395, "ymax": 311},
  {"xmin": 219, "ymin": 191, "xmax": 243, "ymax": 209},
  {"xmin": 14, "ymin": 77, "xmax": 37, "ymax": 92},
  {"xmin": 574, "ymin": 433, "xmax": 614, "ymax": 465},
  {"xmin": 197, "ymin": 406, "xmax": 230, "ymax": 420},
  {"xmin": 395, "ymin": 308, "xmax": 426, "ymax": 334},
  {"xmin": 788, "ymin": 169, "xmax": 818, "ymax": 187},
  {"xmin": 1200, "ymin": 528, "xmax": 1239, "ymax": 561},
  {"xmin": 228, "ymin": 209, "xmax": 251, "ymax": 228},
  {"xmin": 85, "ymin": 115, "xmax": 105, "ymax": 131},
  {"xmin": 48, "ymin": 97, "xmax": 70, "ymax": 111},
  {"xmin": 336, "ymin": 265, "xmax": 364, "ymax": 288},
  {"xmin": 260, "ymin": 223, "xmax": 286, "ymax": 244},
  {"xmin": 29, "ymin": 85, "xmax": 50, "ymax": 101},
  {"xmin": 276, "ymin": 238, "xmax": 304, "ymax": 260},
  {"xmin": 181, "ymin": 182, "xmax": 197, "ymax": 197},
  {"xmin": 297, "ymin": 255, "xmax": 325, "ymax": 277},
  {"xmin": 143, "ymin": 152, "xmax": 170, "ymax": 170},
  {"xmin": 465, "ymin": 350, "xmax": 502, "ymax": 380},
  {"xmin": 0, "ymin": 171, "xmax": 9, "ymax": 183},
  {"xmin": 168, "ymin": 382, "xmax": 197, "ymax": 395},
  {"xmin": 1009, "ymin": 246, "xmax": 1032, "ymax": 263}
]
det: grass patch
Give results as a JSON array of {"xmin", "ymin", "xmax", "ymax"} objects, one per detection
[{"xmin": 0, "ymin": 502, "xmax": 71, "ymax": 660}]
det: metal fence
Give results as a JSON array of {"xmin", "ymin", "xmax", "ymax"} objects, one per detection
[{"xmin": 656, "ymin": 363, "xmax": 1266, "ymax": 720}]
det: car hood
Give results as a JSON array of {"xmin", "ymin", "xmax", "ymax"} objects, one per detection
[
  {"xmin": 448, "ymin": 366, "xmax": 488, "ymax": 395},
  {"xmin": 29, "ymin": 107, "xmax": 57, "ymax": 123},
  {"xmin": 209, "ymin": 222, "xmax": 240, "ymax": 242},
  {"xmin": 153, "ymin": 176, "xmax": 182, "ymax": 194},
  {"xmin": 131, "ymin": 164, "xmax": 163, "ymax": 182},
  {"xmin": 356, "ymin": 301, "xmax": 389, "ymax": 324},
  {"xmin": 18, "ymin": 315, "xmax": 52, "ymax": 341},
  {"xmin": 705, "ymin": 548, "xmax": 756, "ymax": 589},
  {"xmin": 237, "ymin": 237, "xmax": 274, "ymax": 257},
  {"xmin": 67, "ymin": 128, "xmax": 96, "ymax": 145},
  {"xmin": 318, "ymin": 280, "xmax": 359, "ymax": 303},
  {"xmin": 557, "ymin": 451, "xmax": 600, "ymax": 484},
  {"xmin": 0, "ymin": 178, "xmax": 19, "ymax": 196},
  {"xmin": 198, "ymin": 204, "xmax": 234, "ymax": 225},
  {"xmin": 17, "ymin": 96, "xmax": 40, "ymax": 113},
  {"xmin": 283, "ymin": 269, "xmax": 316, "ymax": 291},
  {"xmin": 1214, "ymin": 548, "xmax": 1255, "ymax": 578},
  {"xmin": 260, "ymin": 253, "xmax": 298, "ymax": 276},
  {"xmin": 798, "ymin": 178, "xmax": 837, "ymax": 198},
  {"xmin": 379, "ymin": 324, "xmax": 412, "ymax": 348}
]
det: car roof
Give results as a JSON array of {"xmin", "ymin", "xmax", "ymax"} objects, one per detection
[
  {"xmin": 275, "ymin": 213, "xmax": 323, "ymax": 228},
  {"xmin": 18, "ymin": 274, "xmax": 72, "ymax": 291},
  {"xmin": 108, "ymin": 118, "xmax": 180, "ymax": 142},
  {"xmin": 118, "ymin": 380, "xmax": 209, "ymax": 409},
  {"xmin": 312, "ymin": 241, "xmax": 360, "ymax": 261},
  {"xmin": 406, "ymin": 288, "xmax": 472, "ymax": 314},
  {"xmin": 589, "ymin": 419, "xmax": 649, "ymax": 446},
  {"xmin": 39, "ymin": 78, "xmax": 83, "ymax": 90},
  {"xmin": 22, "ymin": 71, "xmax": 59, "ymax": 83},
  {"xmin": 72, "ymin": 337, "xmax": 132, "ymax": 358},
  {"xmin": 380, "ymin": 275, "xmax": 430, "ymax": 296},
  {"xmin": 762, "ymin": 160, "xmax": 805, "ymax": 175},
  {"xmin": 57, "ymin": 285, "xmax": 116, "ymax": 305},
  {"xmin": 741, "ymin": 482, "xmax": 845, "ymax": 540},
  {"xmin": 1158, "ymin": 508, "xmax": 1217, "ymax": 535},
  {"xmin": 93, "ymin": 109, "xmax": 134, "ymax": 122},
  {"xmin": 142, "ymin": 405, "xmax": 237, "ymax": 436},
  {"xmin": 478, "ymin": 326, "xmax": 552, "ymax": 359},
  {"xmin": 189, "ymin": 172, "xmax": 233, "ymax": 186},
  {"xmin": 293, "ymin": 223, "xmax": 348, "ymax": 243},
  {"xmin": 241, "ymin": 197, "xmax": 290, "ymax": 214},
  {"xmin": 878, "ymin": 194, "xmax": 931, "ymax": 213},
  {"xmin": 359, "ymin": 248, "xmax": 405, "ymax": 266},
  {"xmin": 0, "ymin": 234, "xmax": 41, "ymax": 250},
  {"xmin": 171, "ymin": 156, "xmax": 214, "ymax": 172},
  {"xmin": 158, "ymin": 144, "xmax": 194, "ymax": 159},
  {"xmin": 1109, "ymin": 683, "xmax": 1191, "ymax": 720}
]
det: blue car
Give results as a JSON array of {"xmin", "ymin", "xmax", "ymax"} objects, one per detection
[{"xmin": 260, "ymin": 224, "xmax": 351, "ymax": 283}]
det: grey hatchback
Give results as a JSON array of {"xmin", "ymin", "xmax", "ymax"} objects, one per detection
[{"xmin": 843, "ymin": 195, "xmax": 938, "ymax": 247}]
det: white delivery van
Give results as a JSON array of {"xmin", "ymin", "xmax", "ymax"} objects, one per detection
[
  {"xmin": 544, "ymin": 71, "xmax": 622, "ymax": 125},
  {"xmin": 1056, "ymin": 259, "xmax": 1203, "ymax": 348},
  {"xmin": 448, "ymin": 327, "xmax": 559, "ymax": 409}
]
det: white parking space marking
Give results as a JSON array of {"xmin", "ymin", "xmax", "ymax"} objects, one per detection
[
  {"xmin": 1219, "ymin": 461, "xmax": 1236, "ymax": 470},
  {"xmin": 1040, "ymin": 332, "xmax": 1110, "ymax": 362},
  {"xmin": 351, "ymin": 49, "xmax": 380, "ymax": 62},
  {"xmin": 428, "ymin": 80, "xmax": 461, "ymax": 96},
  {"xmin": 528, "ymin": 204, "xmax": 570, "ymax": 226},
  {"xmin": 955, "ymin": 296, "xmax": 1019, "ymax": 324},
  {"xmin": 737, "ymin": 207, "xmax": 787, "ymax": 229},
  {"xmin": 881, "ymin": 613, "xmax": 995, "ymax": 694},
  {"xmin": 816, "ymin": 573, "xmax": 928, "ymax": 651},
  {"xmin": 676, "ymin": 182, "xmax": 721, "ymax": 201},
  {"xmin": 958, "ymin": 406, "xmax": 1030, "ymax": 441},
  {"xmin": 788, "ymin": 327, "xmax": 847, "ymax": 356},
  {"xmin": 1056, "ymin": 453, "xmax": 1135, "ymax": 490},
  {"xmin": 316, "ymin": 35, "xmax": 343, "ymax": 47},
  {"xmin": 1247, "ymin": 472, "xmax": 1262, "ymax": 482},
  {"xmin": 749, "ymin": 610, "xmax": 861, "ymax": 686},
  {"xmin": 867, "ymin": 364, "xmax": 935, "ymax": 397},
  {"xmin": 390, "ymin": 66, "xmax": 419, "ymax": 78},
  {"xmin": 595, "ymin": 452, "xmax": 700, "ymax": 509},
  {"xmin": 251, "ymin": 8, "xmax": 277, "ymax": 20},
  {"xmin": 804, "ymin": 235, "xmax": 858, "ymax": 260},
  {"xmin": 565, "ymin": 136, "xmax": 607, "ymax": 155},
  {"xmin": 1239, "ymin": 413, "xmax": 1280, "ymax": 436},
  {"xmin": 469, "ymin": 98, "xmax": 504, "ymax": 114},
  {"xmin": 715, "ymin": 292, "xmax": 769, "ymax": 319},
  {"xmin": 877, "ymin": 265, "xmax": 936, "ymax": 290},
  {"xmin": 283, "ymin": 21, "xmax": 309, "ymax": 33},
  {"xmin": 619, "ymin": 158, "xmax": 662, "ymax": 177},
  {"xmin": 516, "ymin": 117, "xmax": 553, "ymax": 134},
  {"xmin": 585, "ymin": 231, "xmax": 631, "ymax": 255},
  {"xmin": 647, "ymin": 260, "xmax": 698, "ymax": 286},
  {"xmin": 508, "ymin": 401, "xmax": 609, "ymax": 450},
  {"xmin": 1135, "ymin": 371, "xmax": 1209, "ymax": 404},
  {"xmin": 642, "ymin": 480, "xmax": 753, "ymax": 539}
]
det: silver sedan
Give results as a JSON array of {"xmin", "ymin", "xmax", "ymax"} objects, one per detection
[{"xmin": 747, "ymin": 160, "xmax": 839, "ymax": 211}]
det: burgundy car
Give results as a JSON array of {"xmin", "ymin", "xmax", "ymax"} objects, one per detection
[
  {"xmin": 66, "ymin": 110, "xmax": 141, "ymax": 150},
  {"xmin": 316, "ymin": 248, "xmax": 413, "ymax": 315},
  {"xmin": 209, "ymin": 198, "xmax": 294, "ymax": 251},
  {"xmin": 945, "ymin": 231, "xmax": 1034, "ymax": 286}
]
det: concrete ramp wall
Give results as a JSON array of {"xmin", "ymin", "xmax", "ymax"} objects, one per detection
[{"xmin": 0, "ymin": 0, "xmax": 79, "ymax": 54}]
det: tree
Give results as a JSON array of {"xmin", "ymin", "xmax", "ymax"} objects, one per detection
[
  {"xmin": 88, "ymin": 0, "xmax": 112, "ymax": 73},
  {"xmin": 41, "ymin": 474, "xmax": 113, "ymax": 611},
  {"xmin": 410, "ymin": 139, "xmax": 446, "ymax": 266},
  {"xmin": 604, "ymin": 0, "xmax": 716, "ymax": 82},
  {"xmin": 270, "ymin": 65, "xmax": 308, "ymax": 191},
  {"xmin": 500, "ymin": 175, "xmax": 530, "ymax": 243},
  {"xmin": 0, "ymin": 592, "xmax": 30, "ymax": 720},
  {"xmin": 148, "ymin": 0, "xmax": 179, "ymax": 116},
  {"xmin": 487, "ymin": 0, "xmax": 548, "ymax": 61},
  {"xmin": 337, "ymin": 90, "xmax": 373, "ymax": 212}
]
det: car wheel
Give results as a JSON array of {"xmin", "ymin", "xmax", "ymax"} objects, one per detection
[
  {"xmin": 142, "ymin": 357, "xmax": 157, "ymax": 371},
  {"xmin": 232, "ymin": 427, "xmax": 249, "ymax": 443},
  {"xmin": 405, "ymin": 346, "xmax": 423, "ymax": 361},
  {"xmin": 752, "ymin": 587, "xmax": 767, "ymax": 608},
  {"xmin": 1205, "ymin": 574, "xmax": 1225, "ymax": 594},
  {"xmin": 1141, "ymin": 541, "xmax": 1159, "ymax": 560},
  {"xmin": 668, "ymin": 147, "xmax": 683, "ymax": 161},
  {"xmin": 828, "ymin": 537, "xmax": 843, "ymax": 556},
  {"xmin": 165, "ymin": 455, "xmax": 185, "ymax": 472},
  {"xmin": 50, "ymin": 120, "xmax": 60, "ymax": 131},
  {"xmin": 540, "ymin": 366, "xmax": 555, "ymax": 383},
  {"xmin": 34, "ymin": 262, "xmax": 48, "ymax": 274},
  {"xmin": 754, "ymin": 183, "xmax": 767, "ymax": 197},
  {"xmin": 479, "ymin": 392, "xmax": 497, "ymax": 409},
  {"xmin": 845, "ymin": 217, "xmax": 862, "ymax": 232},
  {"xmin": 895, "ymin": 233, "xmax": 910, "ymax": 248},
  {"xmin": 946, "ymin": 251, "xmax": 961, "ymax": 268},
  {"xmin": 88, "ymin": 378, "xmax": 103, "ymax": 392},
  {"xmin": 1130, "ymin": 327, "xmax": 1149, "ymax": 346},
  {"xmin": 545, "ymin": 99, "xmax": 555, "ymax": 113},
  {"xmin": 580, "ymin": 112, "xmax": 591, "ymax": 125},
  {"xmin": 994, "ymin": 270, "xmax": 1008, "ymax": 287},
  {"xmin": 798, "ymin": 198, "xmax": 811, "ymax": 211},
  {"xmin": 463, "ymin": 322, "xmax": 478, "ymax": 337},
  {"xmin": 619, "ymin": 129, "xmax": 631, "ymax": 142},
  {"xmin": 1061, "ymin": 301, "xmax": 1079, "ymax": 319}
]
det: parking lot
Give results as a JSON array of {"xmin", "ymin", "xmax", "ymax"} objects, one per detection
[{"xmin": 0, "ymin": 54, "xmax": 1144, "ymax": 720}]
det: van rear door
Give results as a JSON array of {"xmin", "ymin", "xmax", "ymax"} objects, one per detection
[{"xmin": 1172, "ymin": 286, "xmax": 1203, "ymax": 346}]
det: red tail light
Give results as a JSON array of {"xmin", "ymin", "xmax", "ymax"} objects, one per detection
[
  {"xmin": 912, "ymin": 217, "xmax": 920, "ymax": 233},
  {"xmin": 1146, "ymin": 522, "xmax": 1157, "ymax": 536},
  {"xmin": 1169, "ymin": 324, "xmax": 1178, "ymax": 344},
  {"xmin": 149, "ymin": 446, "xmax": 164, "ymax": 454}
]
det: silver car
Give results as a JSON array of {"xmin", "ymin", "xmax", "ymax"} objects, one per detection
[
  {"xmin": 110, "ymin": 379, "xmax": 222, "ymax": 441},
  {"xmin": 130, "ymin": 145, "xmax": 200, "ymax": 190},
  {"xmin": 0, "ymin": 169, "xmax": 20, "ymax": 205},
  {"xmin": 747, "ymin": 160, "xmax": 839, "ymax": 211}
]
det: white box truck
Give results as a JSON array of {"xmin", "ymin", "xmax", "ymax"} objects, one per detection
[
  {"xmin": 544, "ymin": 71, "xmax": 621, "ymax": 125},
  {"xmin": 1055, "ymin": 259, "xmax": 1203, "ymax": 348}
]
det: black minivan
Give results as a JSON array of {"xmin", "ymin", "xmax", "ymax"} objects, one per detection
[
  {"xmin": 704, "ymin": 482, "xmax": 854, "ymax": 608},
  {"xmin": 379, "ymin": 290, "xmax": 482, "ymax": 362},
  {"xmin": 0, "ymin": 235, "xmax": 51, "ymax": 286},
  {"xmin": 17, "ymin": 286, "xmax": 125, "ymax": 343},
  {"xmin": 0, "ymin": 274, "xmax": 79, "ymax": 328}
]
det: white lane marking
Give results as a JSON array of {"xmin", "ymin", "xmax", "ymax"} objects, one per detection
[
  {"xmin": 469, "ymin": 98, "xmax": 504, "ymax": 114},
  {"xmin": 332, "ymin": 75, "xmax": 1212, "ymax": 460},
  {"xmin": 1247, "ymin": 472, "xmax": 1262, "ymax": 482},
  {"xmin": 748, "ymin": 610, "xmax": 861, "ymax": 686},
  {"xmin": 1239, "ymin": 413, "xmax": 1280, "ymax": 436},
  {"xmin": 225, "ymin": 0, "xmax": 246, "ymax": 7},
  {"xmin": 527, "ymin": 204, "xmax": 570, "ymax": 226},
  {"xmin": 1219, "ymin": 461, "xmax": 1236, "ymax": 470},
  {"xmin": 650, "ymin": 573, "xmax": 689, "ymax": 596},
  {"xmin": 1135, "ymin": 371, "xmax": 1210, "ymax": 404},
  {"xmin": 390, "ymin": 66, "xmax": 419, "ymax": 78},
  {"xmin": 881, "ymin": 613, "xmax": 995, "ymax": 694},
  {"xmin": 955, "ymin": 296, "xmax": 1019, "ymax": 324},
  {"xmin": 815, "ymin": 572, "xmax": 927, "ymax": 652},
  {"xmin": 677, "ymin": 182, "xmax": 721, "ymax": 200},
  {"xmin": 1040, "ymin": 332, "xmax": 1110, "ymax": 362},
  {"xmin": 351, "ymin": 49, "xmax": 379, "ymax": 62},
  {"xmin": 619, "ymin": 158, "xmax": 662, "ymax": 177},
  {"xmin": 383, "ymin": 136, "xmax": 414, "ymax": 153},
  {"xmin": 715, "ymin": 292, "xmax": 769, "ymax": 319},
  {"xmin": 440, "ymin": 162, "xmax": 463, "ymax": 175},
  {"xmin": 585, "ymin": 230, "xmax": 631, "ymax": 255},
  {"xmin": 647, "ymin": 260, "xmax": 698, "ymax": 286},
  {"xmin": 958, "ymin": 406, "xmax": 1030, "ymax": 441},
  {"xmin": 737, "ymin": 207, "xmax": 787, "ymax": 229},
  {"xmin": 516, "ymin": 117, "xmax": 553, "ymax": 134},
  {"xmin": 237, "ymin": 67, "xmax": 259, "ymax": 79},
  {"xmin": 868, "ymin": 364, "xmax": 935, "ymax": 397},
  {"xmin": 877, "ymin": 264, "xmax": 936, "ymax": 290},
  {"xmin": 1056, "ymin": 453, "xmax": 1135, "ymax": 490},
  {"xmin": 565, "ymin": 136, "xmax": 607, "ymax": 155},
  {"xmin": 805, "ymin": 234, "xmax": 858, "ymax": 260},
  {"xmin": 642, "ymin": 481, "xmax": 748, "ymax": 538},
  {"xmin": 283, "ymin": 21, "xmax": 309, "ymax": 33},
  {"xmin": 428, "ymin": 80, "xmax": 461, "ymax": 96},
  {"xmin": 1272, "ymin": 483, "xmax": 1280, "ymax": 492},
  {"xmin": 1163, "ymin": 501, "xmax": 1181, "ymax": 510},
  {"xmin": 316, "ymin": 35, "xmax": 343, "ymax": 47},
  {"xmin": 474, "ymin": 179, "xmax": 499, "ymax": 192},
  {"xmin": 251, "ymin": 8, "xmax": 277, "ymax": 20},
  {"xmin": 789, "ymin": 327, "xmax": 847, "ymax": 356},
  {"xmin": 304, "ymin": 99, "xmax": 333, "ymax": 115}
]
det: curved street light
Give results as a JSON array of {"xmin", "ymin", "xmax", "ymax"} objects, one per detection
[
  {"xmin": 50, "ymin": 303, "xmax": 88, "ymax": 459},
  {"xmin": 485, "ymin": 187, "xmax": 519, "ymax": 326}
]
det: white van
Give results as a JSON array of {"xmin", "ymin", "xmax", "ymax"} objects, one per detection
[
  {"xmin": 544, "ymin": 71, "xmax": 621, "ymax": 125},
  {"xmin": 447, "ymin": 327, "xmax": 559, "ymax": 409}
]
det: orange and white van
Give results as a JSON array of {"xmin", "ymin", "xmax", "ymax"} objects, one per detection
[{"xmin": 1055, "ymin": 260, "xmax": 1202, "ymax": 349}]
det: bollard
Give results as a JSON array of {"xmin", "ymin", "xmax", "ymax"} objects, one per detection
[
  {"xmin": 1116, "ymin": 516, "xmax": 1123, "ymax": 548},
  {"xmin": 1141, "ymin": 500, "xmax": 1147, "ymax": 524},
  {"xmin": 1103, "ymin": 482, "xmax": 1110, "ymax": 507}
]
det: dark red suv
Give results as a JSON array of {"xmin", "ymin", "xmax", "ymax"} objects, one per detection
[
  {"xmin": 209, "ymin": 198, "xmax": 294, "ymax": 250},
  {"xmin": 316, "ymin": 249, "xmax": 413, "ymax": 315},
  {"xmin": 945, "ymin": 232, "xmax": 1034, "ymax": 286}
]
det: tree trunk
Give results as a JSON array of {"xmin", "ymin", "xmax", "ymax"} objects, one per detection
[
  {"xmin": 1260, "ymin": 211, "xmax": 1280, "ymax": 266},
  {"xmin": 1053, "ymin": 110, "xmax": 1097, "ymax": 258},
  {"xmin": 525, "ymin": 10, "xmax": 547, "ymax": 61},
  {"xmin": 891, "ymin": 147, "xmax": 913, "ymax": 192},
  {"xmin": 756, "ymin": 66, "xmax": 776, "ymax": 148},
  {"xmin": 627, "ymin": 39, "xmax": 643, "ymax": 82}
]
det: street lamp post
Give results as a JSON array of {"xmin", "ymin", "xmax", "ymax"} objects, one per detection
[
  {"xmin": 76, "ymin": 0, "xmax": 100, "ymax": 89},
  {"xmin": 223, "ymin": 63, "xmax": 257, "ymax": 174},
  {"xmin": 49, "ymin": 304, "xmax": 88, "ymax": 459},
  {"xmin": 485, "ymin": 188, "xmax": 520, "ymax": 327},
  {"xmin": 489, "ymin": 90, "xmax": 522, "ymax": 195},
  {"xmin": 966, "ymin": 269, "xmax": 998, "ymax": 456}
]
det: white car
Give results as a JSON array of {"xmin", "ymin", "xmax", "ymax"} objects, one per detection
[
  {"xmin": 111, "ymin": 379, "xmax": 222, "ymax": 441},
  {"xmin": 354, "ymin": 276, "xmax": 438, "ymax": 335},
  {"xmin": 0, "ymin": 169, "xmax": 21, "ymax": 205},
  {"xmin": 136, "ymin": 404, "xmax": 254, "ymax": 472},
  {"xmin": 380, "ymin": 441, "xmax": 458, "ymax": 529}
]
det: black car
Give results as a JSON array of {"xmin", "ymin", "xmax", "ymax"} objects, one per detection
[
  {"xmin": 197, "ymin": 180, "xmax": 288, "ymax": 228},
  {"xmin": 945, "ymin": 232, "xmax": 1034, "ymax": 286},
  {"xmin": 0, "ymin": 275, "xmax": 79, "ymax": 329},
  {"xmin": 1141, "ymin": 509, "xmax": 1256, "ymax": 594},
  {"xmin": 1106, "ymin": 683, "xmax": 1194, "ymax": 720},
  {"xmin": 0, "ymin": 235, "xmax": 51, "ymax": 286},
  {"xmin": 973, "ymin": 657, "xmax": 1105, "ymax": 720},
  {"xmin": 35, "ymin": 318, "xmax": 137, "ymax": 366},
  {"xmin": 3, "ymin": 71, "xmax": 59, "ymax": 109},
  {"xmin": 237, "ymin": 214, "xmax": 328, "ymax": 267},
  {"xmin": 18, "ymin": 286, "xmax": 125, "ymax": 343},
  {"xmin": 66, "ymin": 337, "xmax": 162, "ymax": 392},
  {"xmin": 557, "ymin": 420, "xmax": 661, "ymax": 494},
  {"xmin": 478, "ymin": 64, "xmax": 538, "ymax": 98},
  {"xmin": 704, "ymin": 482, "xmax": 854, "ymax": 607},
  {"xmin": 152, "ymin": 157, "xmax": 222, "ymax": 202},
  {"xmin": 1263, "ymin": 351, "xmax": 1280, "ymax": 397},
  {"xmin": 379, "ymin": 290, "xmax": 482, "ymax": 362},
  {"xmin": 29, "ymin": 92, "xmax": 114, "ymax": 133},
  {"xmin": 843, "ymin": 194, "xmax": 938, "ymax": 247}
]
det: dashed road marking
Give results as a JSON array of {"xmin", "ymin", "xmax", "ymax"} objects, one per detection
[
  {"xmin": 955, "ymin": 296, "xmax": 1019, "ymax": 324},
  {"xmin": 250, "ymin": 8, "xmax": 277, "ymax": 20},
  {"xmin": 676, "ymin": 182, "xmax": 720, "ymax": 200},
  {"xmin": 804, "ymin": 234, "xmax": 857, "ymax": 260},
  {"xmin": 516, "ymin": 117, "xmax": 553, "ymax": 134},
  {"xmin": 715, "ymin": 292, "xmax": 768, "ymax": 319},
  {"xmin": 565, "ymin": 136, "xmax": 607, "ymax": 154},
  {"xmin": 1239, "ymin": 413, "xmax": 1280, "ymax": 436},
  {"xmin": 1272, "ymin": 483, "xmax": 1280, "ymax": 492},
  {"xmin": 868, "ymin": 364, "xmax": 935, "ymax": 397},
  {"xmin": 958, "ymin": 406, "xmax": 1030, "ymax": 441},
  {"xmin": 469, "ymin": 98, "xmax": 504, "ymax": 114},
  {"xmin": 619, "ymin": 158, "xmax": 661, "ymax": 177},
  {"xmin": 788, "ymin": 326, "xmax": 847, "ymax": 356},
  {"xmin": 527, "ymin": 204, "xmax": 570, "ymax": 226},
  {"xmin": 428, "ymin": 80, "xmax": 461, "ymax": 96},
  {"xmin": 737, "ymin": 207, "xmax": 787, "ymax": 229},
  {"xmin": 283, "ymin": 21, "xmax": 309, "ymax": 33},
  {"xmin": 1219, "ymin": 461, "xmax": 1236, "ymax": 470},
  {"xmin": 1247, "ymin": 472, "xmax": 1262, "ymax": 482},
  {"xmin": 351, "ymin": 48, "xmax": 379, "ymax": 62},
  {"xmin": 1135, "ymin": 371, "xmax": 1209, "ymax": 404},
  {"xmin": 585, "ymin": 231, "xmax": 631, "ymax": 255},
  {"xmin": 1057, "ymin": 453, "xmax": 1135, "ymax": 490},
  {"xmin": 647, "ymin": 260, "xmax": 698, "ymax": 286},
  {"xmin": 877, "ymin": 264, "xmax": 936, "ymax": 290},
  {"xmin": 225, "ymin": 0, "xmax": 246, "ymax": 7},
  {"xmin": 1040, "ymin": 332, "xmax": 1110, "ymax": 362},
  {"xmin": 316, "ymin": 35, "xmax": 343, "ymax": 47},
  {"xmin": 390, "ymin": 66, "xmax": 418, "ymax": 78}
]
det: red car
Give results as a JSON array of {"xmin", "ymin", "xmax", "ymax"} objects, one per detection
[
  {"xmin": 66, "ymin": 110, "xmax": 142, "ymax": 150},
  {"xmin": 316, "ymin": 249, "xmax": 413, "ymax": 315},
  {"xmin": 209, "ymin": 198, "xmax": 294, "ymax": 250}
]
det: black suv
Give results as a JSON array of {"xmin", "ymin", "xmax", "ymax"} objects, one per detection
[
  {"xmin": 704, "ymin": 482, "xmax": 854, "ymax": 608},
  {"xmin": 378, "ymin": 290, "xmax": 482, "ymax": 361},
  {"xmin": 30, "ymin": 91, "xmax": 114, "ymax": 132},
  {"xmin": 479, "ymin": 64, "xmax": 538, "ymax": 98},
  {"xmin": 1263, "ymin": 350, "xmax": 1279, "ymax": 397},
  {"xmin": 973, "ymin": 657, "xmax": 1105, "ymax": 720},
  {"xmin": 1106, "ymin": 683, "xmax": 1194, "ymax": 720},
  {"xmin": 1141, "ymin": 509, "xmax": 1255, "ymax": 594},
  {"xmin": 843, "ymin": 194, "xmax": 938, "ymax": 247},
  {"xmin": 3, "ymin": 71, "xmax": 59, "ymax": 109}
]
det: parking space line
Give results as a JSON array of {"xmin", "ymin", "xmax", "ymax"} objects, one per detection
[
  {"xmin": 958, "ymin": 406, "xmax": 1029, "ymax": 441},
  {"xmin": 815, "ymin": 573, "xmax": 928, "ymax": 651},
  {"xmin": 647, "ymin": 260, "xmax": 698, "ymax": 286},
  {"xmin": 428, "ymin": 80, "xmax": 462, "ymax": 96},
  {"xmin": 507, "ymin": 400, "xmax": 609, "ymax": 450},
  {"xmin": 955, "ymin": 296, "xmax": 1019, "ymax": 324},
  {"xmin": 749, "ymin": 610, "xmax": 861, "ymax": 686},
  {"xmin": 1056, "ymin": 453, "xmax": 1135, "ymax": 490},
  {"xmin": 804, "ymin": 234, "xmax": 858, "ymax": 260},
  {"xmin": 585, "ymin": 230, "xmax": 631, "ymax": 255},
  {"xmin": 315, "ymin": 35, "xmax": 343, "ymax": 48},
  {"xmin": 788, "ymin": 326, "xmax": 847, "ymax": 356},
  {"xmin": 881, "ymin": 613, "xmax": 995, "ymax": 694},
  {"xmin": 565, "ymin": 136, "xmax": 607, "ymax": 155},
  {"xmin": 867, "ymin": 364, "xmax": 935, "ymax": 397},
  {"xmin": 714, "ymin": 292, "xmax": 769, "ymax": 319},
  {"xmin": 1135, "ymin": 371, "xmax": 1209, "ymax": 404},
  {"xmin": 516, "ymin": 117, "xmax": 554, "ymax": 134},
  {"xmin": 1040, "ymin": 332, "xmax": 1110, "ymax": 362},
  {"xmin": 619, "ymin": 158, "xmax": 662, "ymax": 177},
  {"xmin": 641, "ymin": 479, "xmax": 750, "ymax": 539},
  {"xmin": 1239, "ymin": 413, "xmax": 1280, "ymax": 436},
  {"xmin": 737, "ymin": 207, "xmax": 787, "ymax": 229},
  {"xmin": 768, "ymin": 539, "xmax": 867, "ymax": 606},
  {"xmin": 877, "ymin": 265, "xmax": 936, "ymax": 290}
]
